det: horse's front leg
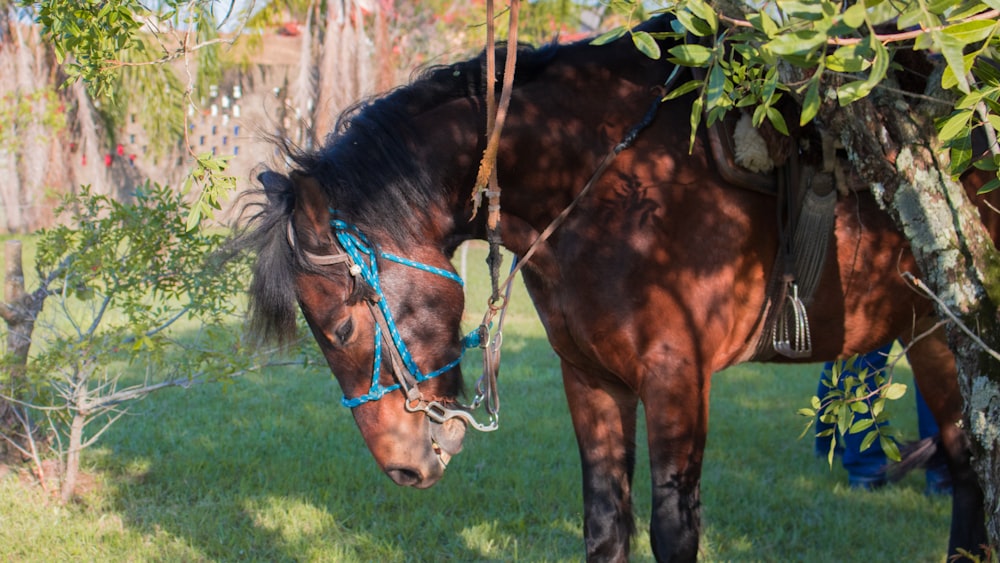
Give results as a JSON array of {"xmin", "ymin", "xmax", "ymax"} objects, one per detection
[
  {"xmin": 561, "ymin": 359, "xmax": 639, "ymax": 562},
  {"xmin": 641, "ymin": 364, "xmax": 709, "ymax": 563}
]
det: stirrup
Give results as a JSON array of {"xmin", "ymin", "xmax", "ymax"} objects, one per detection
[{"xmin": 773, "ymin": 279, "xmax": 812, "ymax": 358}]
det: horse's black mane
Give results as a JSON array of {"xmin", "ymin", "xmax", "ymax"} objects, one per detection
[
  {"xmin": 286, "ymin": 42, "xmax": 561, "ymax": 244},
  {"xmin": 234, "ymin": 39, "xmax": 566, "ymax": 346},
  {"xmin": 233, "ymin": 15, "xmax": 681, "ymax": 347}
]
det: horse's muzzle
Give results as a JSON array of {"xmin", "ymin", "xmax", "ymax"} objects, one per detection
[{"xmin": 383, "ymin": 417, "xmax": 466, "ymax": 488}]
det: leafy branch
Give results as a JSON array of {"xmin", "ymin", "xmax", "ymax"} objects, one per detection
[
  {"xmin": 24, "ymin": 0, "xmax": 244, "ymax": 229},
  {"xmin": 798, "ymin": 353, "xmax": 907, "ymax": 464},
  {"xmin": 0, "ymin": 183, "xmax": 267, "ymax": 502},
  {"xmin": 602, "ymin": 0, "xmax": 1000, "ymax": 192}
]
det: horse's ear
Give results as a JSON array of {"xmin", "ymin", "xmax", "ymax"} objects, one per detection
[
  {"xmin": 257, "ymin": 170, "xmax": 296, "ymax": 209},
  {"xmin": 290, "ymin": 172, "xmax": 331, "ymax": 245}
]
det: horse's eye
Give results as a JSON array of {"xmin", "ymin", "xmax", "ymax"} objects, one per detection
[{"xmin": 334, "ymin": 317, "xmax": 354, "ymax": 345}]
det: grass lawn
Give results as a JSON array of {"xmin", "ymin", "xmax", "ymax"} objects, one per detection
[{"xmin": 0, "ymin": 241, "xmax": 951, "ymax": 561}]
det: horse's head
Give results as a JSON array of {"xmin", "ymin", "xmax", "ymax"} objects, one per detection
[{"xmin": 247, "ymin": 170, "xmax": 469, "ymax": 488}]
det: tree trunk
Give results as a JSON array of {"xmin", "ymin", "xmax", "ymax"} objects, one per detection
[
  {"xmin": 314, "ymin": 0, "xmax": 373, "ymax": 138},
  {"xmin": 817, "ymin": 75, "xmax": 1000, "ymax": 547},
  {"xmin": 1, "ymin": 241, "xmax": 34, "ymax": 432},
  {"xmin": 291, "ymin": 3, "xmax": 317, "ymax": 148},
  {"xmin": 374, "ymin": 0, "xmax": 395, "ymax": 93},
  {"xmin": 61, "ymin": 408, "xmax": 86, "ymax": 504},
  {"xmin": 0, "ymin": 19, "xmax": 80, "ymax": 233}
]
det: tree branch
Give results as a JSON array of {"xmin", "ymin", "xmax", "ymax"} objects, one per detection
[
  {"xmin": 719, "ymin": 9, "xmax": 1000, "ymax": 47},
  {"xmin": 903, "ymin": 271, "xmax": 1000, "ymax": 362},
  {"xmin": 102, "ymin": 36, "xmax": 235, "ymax": 70}
]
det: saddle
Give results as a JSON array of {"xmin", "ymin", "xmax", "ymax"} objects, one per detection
[{"xmin": 706, "ymin": 109, "xmax": 845, "ymax": 360}]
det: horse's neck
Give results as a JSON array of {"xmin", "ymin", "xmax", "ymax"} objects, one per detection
[
  {"xmin": 419, "ymin": 31, "xmax": 678, "ymax": 253},
  {"xmin": 498, "ymin": 73, "xmax": 670, "ymax": 249}
]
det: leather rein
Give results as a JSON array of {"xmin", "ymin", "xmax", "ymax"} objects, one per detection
[{"xmin": 470, "ymin": 64, "xmax": 684, "ymax": 429}]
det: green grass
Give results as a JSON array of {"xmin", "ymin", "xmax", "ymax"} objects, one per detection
[{"xmin": 0, "ymin": 242, "xmax": 951, "ymax": 561}]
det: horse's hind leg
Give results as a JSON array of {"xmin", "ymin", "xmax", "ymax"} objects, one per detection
[
  {"xmin": 561, "ymin": 360, "xmax": 639, "ymax": 563},
  {"xmin": 903, "ymin": 318, "xmax": 988, "ymax": 557}
]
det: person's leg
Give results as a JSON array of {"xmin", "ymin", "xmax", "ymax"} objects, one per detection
[{"xmin": 816, "ymin": 343, "xmax": 893, "ymax": 489}]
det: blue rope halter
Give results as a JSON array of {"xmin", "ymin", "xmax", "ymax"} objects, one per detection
[{"xmin": 329, "ymin": 218, "xmax": 481, "ymax": 408}]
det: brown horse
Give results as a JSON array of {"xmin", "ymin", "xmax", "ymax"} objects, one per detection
[{"xmin": 237, "ymin": 16, "xmax": 996, "ymax": 561}]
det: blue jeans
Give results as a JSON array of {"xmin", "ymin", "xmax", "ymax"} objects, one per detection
[{"xmin": 815, "ymin": 343, "xmax": 895, "ymax": 483}]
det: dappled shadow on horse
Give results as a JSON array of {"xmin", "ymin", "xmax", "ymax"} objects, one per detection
[{"xmin": 233, "ymin": 15, "xmax": 996, "ymax": 562}]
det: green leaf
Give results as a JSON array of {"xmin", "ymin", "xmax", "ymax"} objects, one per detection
[
  {"xmin": 676, "ymin": 9, "xmax": 714, "ymax": 37},
  {"xmin": 841, "ymin": 3, "xmax": 866, "ymax": 28},
  {"xmin": 836, "ymin": 403, "xmax": 851, "ymax": 436},
  {"xmin": 836, "ymin": 80, "xmax": 868, "ymax": 105},
  {"xmin": 951, "ymin": 2, "xmax": 999, "ymax": 20},
  {"xmin": 860, "ymin": 429, "xmax": 879, "ymax": 452},
  {"xmin": 936, "ymin": 32, "xmax": 971, "ymax": 93},
  {"xmin": 631, "ymin": 31, "xmax": 661, "ymax": 60},
  {"xmin": 766, "ymin": 106, "xmax": 789, "ymax": 135},
  {"xmin": 664, "ymin": 79, "xmax": 704, "ymax": 100},
  {"xmin": 761, "ymin": 65, "xmax": 780, "ymax": 104},
  {"xmin": 871, "ymin": 397, "xmax": 885, "ymax": 418},
  {"xmin": 185, "ymin": 205, "xmax": 203, "ymax": 232},
  {"xmin": 973, "ymin": 58, "xmax": 1000, "ymax": 86},
  {"xmin": 707, "ymin": 104, "xmax": 728, "ymax": 128},
  {"xmin": 668, "ymin": 44, "xmax": 714, "ymax": 67},
  {"xmin": 937, "ymin": 109, "xmax": 973, "ymax": 142},
  {"xmin": 766, "ymin": 30, "xmax": 826, "ymax": 56},
  {"xmin": 685, "ymin": 0, "xmax": 719, "ymax": 34},
  {"xmin": 849, "ymin": 417, "xmax": 874, "ymax": 433},
  {"xmin": 955, "ymin": 90, "xmax": 986, "ymax": 110},
  {"xmin": 705, "ymin": 63, "xmax": 727, "ymax": 111},
  {"xmin": 973, "ymin": 154, "xmax": 1000, "ymax": 171},
  {"xmin": 749, "ymin": 9, "xmax": 779, "ymax": 37},
  {"xmin": 836, "ymin": 40, "xmax": 889, "ymax": 105},
  {"xmin": 896, "ymin": 7, "xmax": 930, "ymax": 32},
  {"xmin": 941, "ymin": 19, "xmax": 999, "ymax": 45},
  {"xmin": 951, "ymin": 143, "xmax": 974, "ymax": 174},
  {"xmin": 825, "ymin": 44, "xmax": 872, "ymax": 73},
  {"xmin": 799, "ymin": 419, "xmax": 817, "ymax": 439},
  {"xmin": 591, "ymin": 26, "xmax": 627, "ymax": 46},
  {"xmin": 977, "ymin": 177, "xmax": 1000, "ymax": 194},
  {"xmin": 867, "ymin": 40, "xmax": 890, "ymax": 87},
  {"xmin": 777, "ymin": 0, "xmax": 826, "ymax": 20},
  {"xmin": 987, "ymin": 113, "xmax": 1000, "ymax": 133},
  {"xmin": 688, "ymin": 96, "xmax": 703, "ymax": 153},
  {"xmin": 883, "ymin": 382, "xmax": 908, "ymax": 400},
  {"xmin": 926, "ymin": 0, "xmax": 960, "ymax": 14},
  {"xmin": 798, "ymin": 407, "xmax": 817, "ymax": 417},
  {"xmin": 881, "ymin": 435, "xmax": 901, "ymax": 461}
]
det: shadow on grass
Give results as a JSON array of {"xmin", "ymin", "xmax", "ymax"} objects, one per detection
[
  {"xmin": 91, "ymin": 334, "xmax": 951, "ymax": 561},
  {"xmin": 95, "ymin": 332, "xmax": 583, "ymax": 561}
]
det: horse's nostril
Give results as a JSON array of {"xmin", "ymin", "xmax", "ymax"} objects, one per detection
[{"xmin": 385, "ymin": 467, "xmax": 423, "ymax": 487}]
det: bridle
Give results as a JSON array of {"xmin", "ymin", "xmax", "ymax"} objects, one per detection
[
  {"xmin": 288, "ymin": 216, "xmax": 500, "ymax": 432},
  {"xmin": 287, "ymin": 65, "xmax": 681, "ymax": 436}
]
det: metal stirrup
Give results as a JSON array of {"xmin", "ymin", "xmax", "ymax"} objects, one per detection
[{"xmin": 773, "ymin": 279, "xmax": 812, "ymax": 358}]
